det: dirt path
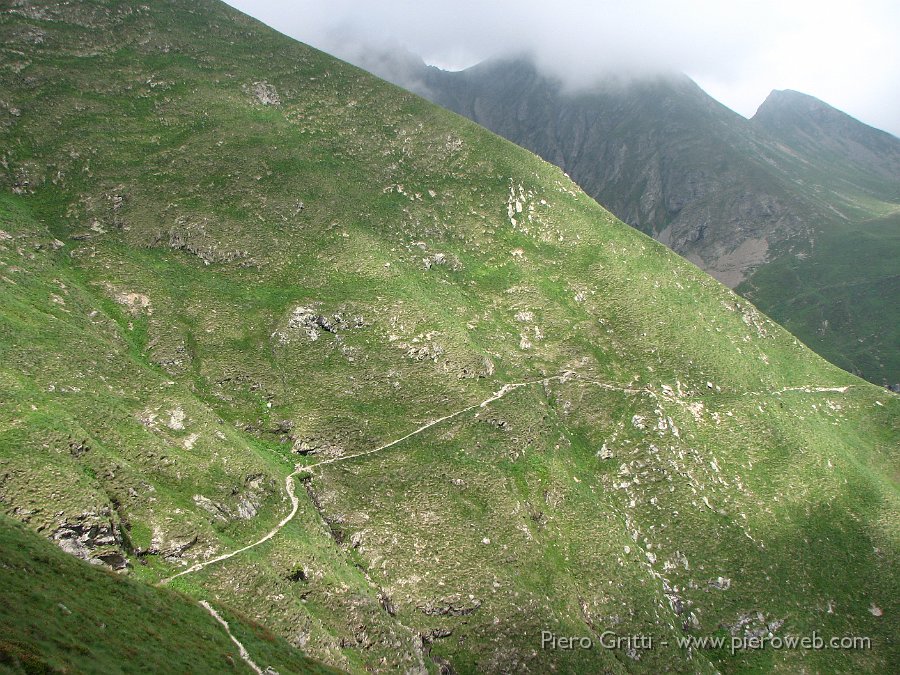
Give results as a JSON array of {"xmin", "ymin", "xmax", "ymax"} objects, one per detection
[
  {"xmin": 158, "ymin": 373, "xmax": 578, "ymax": 585},
  {"xmin": 158, "ymin": 371, "xmax": 862, "ymax": 587},
  {"xmin": 199, "ymin": 600, "xmax": 264, "ymax": 674},
  {"xmin": 743, "ymin": 384, "xmax": 857, "ymax": 397},
  {"xmin": 159, "ymin": 474, "xmax": 300, "ymax": 585},
  {"xmin": 298, "ymin": 372, "xmax": 577, "ymax": 474},
  {"xmin": 157, "ymin": 370, "xmax": 866, "ymax": 670}
]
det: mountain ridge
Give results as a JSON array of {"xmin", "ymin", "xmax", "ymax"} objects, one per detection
[{"xmin": 753, "ymin": 88, "xmax": 900, "ymax": 190}]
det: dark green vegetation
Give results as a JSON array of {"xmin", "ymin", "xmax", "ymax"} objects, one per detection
[
  {"xmin": 0, "ymin": 1, "xmax": 897, "ymax": 673},
  {"xmin": 741, "ymin": 209, "xmax": 899, "ymax": 388},
  {"xmin": 0, "ymin": 515, "xmax": 336, "ymax": 673},
  {"xmin": 744, "ymin": 90, "xmax": 900, "ymax": 385},
  {"xmin": 377, "ymin": 57, "xmax": 900, "ymax": 385}
]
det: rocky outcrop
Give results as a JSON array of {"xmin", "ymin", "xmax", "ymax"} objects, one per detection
[
  {"xmin": 417, "ymin": 595, "xmax": 482, "ymax": 617},
  {"xmin": 721, "ymin": 611, "xmax": 785, "ymax": 639},
  {"xmin": 51, "ymin": 510, "xmax": 129, "ymax": 570},
  {"xmin": 132, "ymin": 525, "xmax": 198, "ymax": 563},
  {"xmin": 162, "ymin": 217, "xmax": 251, "ymax": 266},
  {"xmin": 292, "ymin": 436, "xmax": 346, "ymax": 459},
  {"xmin": 250, "ymin": 80, "xmax": 280, "ymax": 106},
  {"xmin": 422, "ymin": 251, "xmax": 461, "ymax": 271},
  {"xmin": 273, "ymin": 305, "xmax": 367, "ymax": 344},
  {"xmin": 192, "ymin": 474, "xmax": 269, "ymax": 522}
]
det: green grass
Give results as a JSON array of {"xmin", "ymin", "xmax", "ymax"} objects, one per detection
[
  {"xmin": 741, "ymin": 211, "xmax": 900, "ymax": 384},
  {"xmin": 0, "ymin": 1, "xmax": 897, "ymax": 672},
  {"xmin": 0, "ymin": 515, "xmax": 338, "ymax": 674},
  {"xmin": 414, "ymin": 59, "xmax": 900, "ymax": 385}
]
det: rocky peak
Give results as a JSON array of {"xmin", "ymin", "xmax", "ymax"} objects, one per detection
[{"xmin": 753, "ymin": 89, "xmax": 900, "ymax": 180}]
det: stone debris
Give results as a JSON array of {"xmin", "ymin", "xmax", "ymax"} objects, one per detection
[
  {"xmin": 251, "ymin": 80, "xmax": 280, "ymax": 106},
  {"xmin": 113, "ymin": 290, "xmax": 152, "ymax": 315},
  {"xmin": 418, "ymin": 595, "xmax": 482, "ymax": 617},
  {"xmin": 274, "ymin": 305, "xmax": 366, "ymax": 343},
  {"xmin": 708, "ymin": 576, "xmax": 731, "ymax": 590},
  {"xmin": 292, "ymin": 437, "xmax": 345, "ymax": 459},
  {"xmin": 515, "ymin": 310, "xmax": 534, "ymax": 322},
  {"xmin": 723, "ymin": 611, "xmax": 784, "ymax": 639},
  {"xmin": 422, "ymin": 251, "xmax": 461, "ymax": 271},
  {"xmin": 167, "ymin": 406, "xmax": 186, "ymax": 431}
]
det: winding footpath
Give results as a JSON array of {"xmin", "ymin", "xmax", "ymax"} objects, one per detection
[
  {"xmin": 156, "ymin": 370, "xmax": 866, "ymax": 670},
  {"xmin": 157, "ymin": 372, "xmax": 589, "ymax": 672},
  {"xmin": 298, "ymin": 373, "xmax": 578, "ymax": 473},
  {"xmin": 159, "ymin": 474, "xmax": 301, "ymax": 585},
  {"xmin": 160, "ymin": 371, "xmax": 860, "ymax": 586},
  {"xmin": 158, "ymin": 372, "xmax": 579, "ymax": 586}
]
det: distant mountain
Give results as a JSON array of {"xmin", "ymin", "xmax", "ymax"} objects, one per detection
[
  {"xmin": 753, "ymin": 89, "xmax": 900, "ymax": 190},
  {"xmin": 370, "ymin": 55, "xmax": 900, "ymax": 384}
]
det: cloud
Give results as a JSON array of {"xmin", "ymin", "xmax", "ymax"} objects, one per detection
[{"xmin": 224, "ymin": 0, "xmax": 900, "ymax": 135}]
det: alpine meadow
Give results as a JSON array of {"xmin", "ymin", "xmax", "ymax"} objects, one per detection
[{"xmin": 0, "ymin": 1, "xmax": 897, "ymax": 673}]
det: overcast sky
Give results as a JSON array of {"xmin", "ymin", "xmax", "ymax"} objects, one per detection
[{"xmin": 225, "ymin": 0, "xmax": 900, "ymax": 136}]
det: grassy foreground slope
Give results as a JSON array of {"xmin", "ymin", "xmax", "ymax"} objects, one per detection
[
  {"xmin": 0, "ymin": 515, "xmax": 337, "ymax": 674},
  {"xmin": 0, "ymin": 1, "xmax": 897, "ymax": 673}
]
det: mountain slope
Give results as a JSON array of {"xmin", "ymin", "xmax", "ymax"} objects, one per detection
[
  {"xmin": 0, "ymin": 515, "xmax": 337, "ymax": 674},
  {"xmin": 377, "ymin": 56, "xmax": 900, "ymax": 385},
  {"xmin": 739, "ymin": 89, "xmax": 900, "ymax": 381},
  {"xmin": 0, "ymin": 2, "xmax": 898, "ymax": 673},
  {"xmin": 753, "ymin": 89, "xmax": 900, "ymax": 192}
]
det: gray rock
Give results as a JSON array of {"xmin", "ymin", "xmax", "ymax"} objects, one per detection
[
  {"xmin": 708, "ymin": 576, "xmax": 731, "ymax": 590},
  {"xmin": 281, "ymin": 306, "xmax": 367, "ymax": 343},
  {"xmin": 252, "ymin": 80, "xmax": 281, "ymax": 106},
  {"xmin": 723, "ymin": 611, "xmax": 783, "ymax": 638},
  {"xmin": 52, "ymin": 512, "xmax": 129, "ymax": 570},
  {"xmin": 161, "ymin": 534, "xmax": 199, "ymax": 562},
  {"xmin": 417, "ymin": 595, "xmax": 482, "ymax": 617}
]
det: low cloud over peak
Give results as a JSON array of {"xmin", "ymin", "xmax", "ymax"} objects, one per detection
[{"xmin": 225, "ymin": 0, "xmax": 900, "ymax": 136}]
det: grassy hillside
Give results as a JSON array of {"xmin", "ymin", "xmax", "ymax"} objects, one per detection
[
  {"xmin": 0, "ymin": 1, "xmax": 897, "ymax": 672},
  {"xmin": 0, "ymin": 515, "xmax": 337, "ymax": 673},
  {"xmin": 740, "ymin": 210, "xmax": 900, "ymax": 381},
  {"xmin": 380, "ymin": 57, "xmax": 900, "ymax": 385}
]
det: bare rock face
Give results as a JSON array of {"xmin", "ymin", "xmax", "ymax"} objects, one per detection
[
  {"xmin": 192, "ymin": 474, "xmax": 268, "ymax": 522},
  {"xmin": 292, "ymin": 436, "xmax": 345, "ymax": 460},
  {"xmin": 51, "ymin": 510, "xmax": 129, "ymax": 570}
]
